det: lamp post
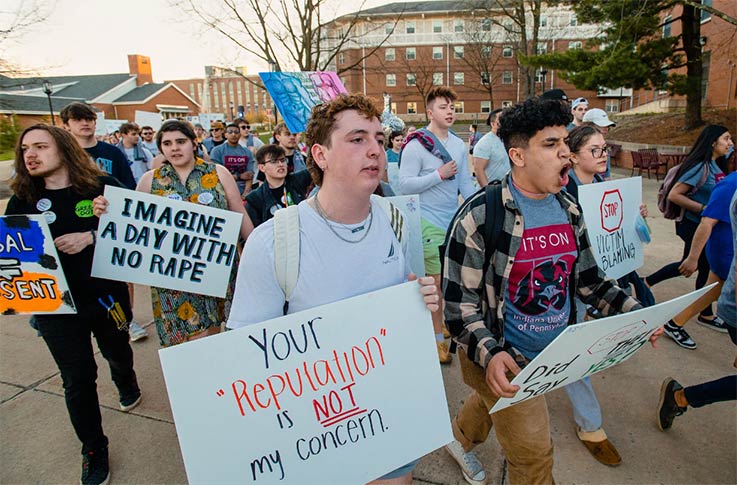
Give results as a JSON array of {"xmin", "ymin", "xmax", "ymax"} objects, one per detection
[
  {"xmin": 229, "ymin": 101, "xmax": 234, "ymax": 121},
  {"xmin": 42, "ymin": 80, "xmax": 55, "ymax": 125},
  {"xmin": 267, "ymin": 59, "xmax": 278, "ymax": 125},
  {"xmin": 540, "ymin": 69, "xmax": 548, "ymax": 93}
]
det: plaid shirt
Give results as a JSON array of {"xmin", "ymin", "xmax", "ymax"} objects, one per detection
[{"xmin": 442, "ymin": 174, "xmax": 641, "ymax": 370}]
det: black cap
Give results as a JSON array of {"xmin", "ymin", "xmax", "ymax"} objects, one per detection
[{"xmin": 540, "ymin": 89, "xmax": 568, "ymax": 101}]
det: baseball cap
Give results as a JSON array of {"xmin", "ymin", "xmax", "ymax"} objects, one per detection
[
  {"xmin": 583, "ymin": 108, "xmax": 616, "ymax": 127},
  {"xmin": 210, "ymin": 121, "xmax": 225, "ymax": 130},
  {"xmin": 540, "ymin": 89, "xmax": 568, "ymax": 101},
  {"xmin": 571, "ymin": 97, "xmax": 589, "ymax": 109}
]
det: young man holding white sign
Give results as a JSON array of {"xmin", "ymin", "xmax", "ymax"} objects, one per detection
[
  {"xmin": 227, "ymin": 94, "xmax": 439, "ymax": 484},
  {"xmin": 442, "ymin": 98, "xmax": 661, "ymax": 485},
  {"xmin": 6, "ymin": 125, "xmax": 141, "ymax": 485}
]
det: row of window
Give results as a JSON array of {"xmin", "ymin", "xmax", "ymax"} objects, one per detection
[
  {"xmin": 385, "ymin": 69, "xmax": 557, "ymax": 87},
  {"xmin": 382, "ymin": 14, "xmax": 579, "ymax": 35},
  {"xmin": 378, "ymin": 41, "xmax": 582, "ymax": 62},
  {"xmin": 398, "ymin": 100, "xmax": 514, "ymax": 115}
]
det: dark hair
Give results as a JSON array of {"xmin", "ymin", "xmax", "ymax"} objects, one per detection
[
  {"xmin": 119, "ymin": 122, "xmax": 139, "ymax": 135},
  {"xmin": 471, "ymin": 124, "xmax": 478, "ymax": 130},
  {"xmin": 226, "ymin": 122, "xmax": 240, "ymax": 131},
  {"xmin": 566, "ymin": 125, "xmax": 602, "ymax": 154},
  {"xmin": 389, "ymin": 130, "xmax": 403, "ymax": 149},
  {"xmin": 274, "ymin": 122, "xmax": 290, "ymax": 136},
  {"xmin": 60, "ymin": 102, "xmax": 97, "ymax": 123},
  {"xmin": 486, "ymin": 108, "xmax": 503, "ymax": 126},
  {"xmin": 305, "ymin": 94, "xmax": 382, "ymax": 186},
  {"xmin": 12, "ymin": 124, "xmax": 102, "ymax": 203},
  {"xmin": 140, "ymin": 125, "xmax": 154, "ymax": 132},
  {"xmin": 255, "ymin": 144, "xmax": 286, "ymax": 164},
  {"xmin": 497, "ymin": 98, "xmax": 573, "ymax": 152},
  {"xmin": 426, "ymin": 86, "xmax": 458, "ymax": 108},
  {"xmin": 676, "ymin": 125, "xmax": 729, "ymax": 180},
  {"xmin": 155, "ymin": 120, "xmax": 197, "ymax": 154}
]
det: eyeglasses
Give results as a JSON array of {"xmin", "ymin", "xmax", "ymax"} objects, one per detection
[
  {"xmin": 265, "ymin": 157, "xmax": 288, "ymax": 165},
  {"xmin": 141, "ymin": 132, "xmax": 153, "ymax": 136},
  {"xmin": 240, "ymin": 125, "xmax": 250, "ymax": 130},
  {"xmin": 226, "ymin": 129, "xmax": 240, "ymax": 134},
  {"xmin": 584, "ymin": 146, "xmax": 609, "ymax": 158}
]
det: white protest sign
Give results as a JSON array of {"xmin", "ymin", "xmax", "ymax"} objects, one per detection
[
  {"xmin": 95, "ymin": 112, "xmax": 107, "ymax": 136},
  {"xmin": 105, "ymin": 119, "xmax": 126, "ymax": 135},
  {"xmin": 386, "ymin": 194, "xmax": 425, "ymax": 277},
  {"xmin": 1, "ymin": 215, "xmax": 76, "ymax": 314},
  {"xmin": 490, "ymin": 284, "xmax": 713, "ymax": 414},
  {"xmin": 134, "ymin": 110, "xmax": 163, "ymax": 131},
  {"xmin": 198, "ymin": 113, "xmax": 224, "ymax": 131},
  {"xmin": 578, "ymin": 177, "xmax": 643, "ymax": 279},
  {"xmin": 91, "ymin": 186, "xmax": 242, "ymax": 297},
  {"xmin": 387, "ymin": 163, "xmax": 400, "ymax": 190},
  {"xmin": 159, "ymin": 281, "xmax": 452, "ymax": 485}
]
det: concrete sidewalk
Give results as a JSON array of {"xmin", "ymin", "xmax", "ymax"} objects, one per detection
[{"xmin": 1, "ymin": 170, "xmax": 735, "ymax": 484}]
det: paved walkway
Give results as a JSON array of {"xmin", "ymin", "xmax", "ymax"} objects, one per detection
[{"xmin": 1, "ymin": 170, "xmax": 735, "ymax": 484}]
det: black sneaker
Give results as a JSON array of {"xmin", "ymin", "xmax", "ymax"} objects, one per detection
[
  {"xmin": 119, "ymin": 392, "xmax": 142, "ymax": 412},
  {"xmin": 657, "ymin": 377, "xmax": 687, "ymax": 431},
  {"xmin": 696, "ymin": 315, "xmax": 729, "ymax": 333},
  {"xmin": 663, "ymin": 320, "xmax": 697, "ymax": 349},
  {"xmin": 80, "ymin": 447, "xmax": 110, "ymax": 485}
]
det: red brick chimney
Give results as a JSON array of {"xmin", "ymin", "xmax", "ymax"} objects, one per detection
[{"xmin": 128, "ymin": 54, "xmax": 153, "ymax": 86}]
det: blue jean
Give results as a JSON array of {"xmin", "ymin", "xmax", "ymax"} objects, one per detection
[{"xmin": 565, "ymin": 377, "xmax": 603, "ymax": 432}]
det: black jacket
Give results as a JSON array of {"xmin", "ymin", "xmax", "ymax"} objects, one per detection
[{"xmin": 245, "ymin": 170, "xmax": 312, "ymax": 227}]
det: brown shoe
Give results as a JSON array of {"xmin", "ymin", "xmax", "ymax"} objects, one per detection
[
  {"xmin": 576, "ymin": 427, "xmax": 622, "ymax": 467},
  {"xmin": 442, "ymin": 325, "xmax": 451, "ymax": 339},
  {"xmin": 437, "ymin": 341, "xmax": 452, "ymax": 365}
]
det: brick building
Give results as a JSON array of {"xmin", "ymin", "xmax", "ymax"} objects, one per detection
[
  {"xmin": 0, "ymin": 55, "xmax": 199, "ymax": 130},
  {"xmin": 166, "ymin": 66, "xmax": 274, "ymax": 122},
  {"xmin": 322, "ymin": 1, "xmax": 622, "ymax": 120}
]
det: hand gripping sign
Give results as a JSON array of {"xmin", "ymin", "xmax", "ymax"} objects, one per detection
[
  {"xmin": 159, "ymin": 282, "xmax": 452, "ymax": 484},
  {"xmin": 490, "ymin": 284, "xmax": 713, "ymax": 414}
]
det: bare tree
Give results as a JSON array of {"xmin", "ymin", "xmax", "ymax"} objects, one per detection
[
  {"xmin": 380, "ymin": 47, "xmax": 445, "ymax": 120},
  {"xmin": 454, "ymin": 21, "xmax": 508, "ymax": 109},
  {"xmin": 177, "ymin": 0, "xmax": 402, "ymax": 75},
  {"xmin": 1, "ymin": 0, "xmax": 54, "ymax": 76}
]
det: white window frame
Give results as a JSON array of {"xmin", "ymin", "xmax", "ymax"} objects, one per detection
[
  {"xmin": 385, "ymin": 48, "xmax": 395, "ymax": 61},
  {"xmin": 406, "ymin": 73, "xmax": 417, "ymax": 86},
  {"xmin": 502, "ymin": 71, "xmax": 513, "ymax": 84},
  {"xmin": 569, "ymin": 41, "xmax": 582, "ymax": 50},
  {"xmin": 454, "ymin": 19, "xmax": 464, "ymax": 32},
  {"xmin": 433, "ymin": 20, "xmax": 443, "ymax": 33},
  {"xmin": 385, "ymin": 74, "xmax": 396, "ymax": 87},
  {"xmin": 454, "ymin": 101, "xmax": 464, "ymax": 113},
  {"xmin": 433, "ymin": 46, "xmax": 443, "ymax": 60},
  {"xmin": 502, "ymin": 45, "xmax": 513, "ymax": 58},
  {"xmin": 480, "ymin": 101, "xmax": 491, "ymax": 113},
  {"xmin": 406, "ymin": 47, "xmax": 416, "ymax": 60},
  {"xmin": 406, "ymin": 21, "xmax": 416, "ymax": 34},
  {"xmin": 502, "ymin": 100, "xmax": 513, "ymax": 108},
  {"xmin": 407, "ymin": 102, "xmax": 417, "ymax": 114},
  {"xmin": 433, "ymin": 72, "xmax": 443, "ymax": 85},
  {"xmin": 454, "ymin": 72, "xmax": 465, "ymax": 85}
]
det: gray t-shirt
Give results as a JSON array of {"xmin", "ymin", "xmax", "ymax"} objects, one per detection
[
  {"xmin": 717, "ymin": 189, "xmax": 737, "ymax": 327},
  {"xmin": 504, "ymin": 182, "xmax": 578, "ymax": 359},
  {"xmin": 473, "ymin": 131, "xmax": 510, "ymax": 182}
]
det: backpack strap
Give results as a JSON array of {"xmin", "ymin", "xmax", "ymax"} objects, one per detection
[
  {"xmin": 483, "ymin": 181, "xmax": 504, "ymax": 271},
  {"xmin": 273, "ymin": 205, "xmax": 301, "ymax": 315},
  {"xmin": 371, "ymin": 194, "xmax": 409, "ymax": 257}
]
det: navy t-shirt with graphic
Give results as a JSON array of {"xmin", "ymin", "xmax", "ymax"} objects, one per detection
[
  {"xmin": 504, "ymin": 183, "xmax": 578, "ymax": 359},
  {"xmin": 85, "ymin": 141, "xmax": 136, "ymax": 189}
]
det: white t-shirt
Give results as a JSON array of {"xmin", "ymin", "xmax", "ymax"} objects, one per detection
[
  {"xmin": 227, "ymin": 199, "xmax": 411, "ymax": 328},
  {"xmin": 123, "ymin": 146, "xmax": 154, "ymax": 182},
  {"xmin": 397, "ymin": 134, "xmax": 476, "ymax": 229}
]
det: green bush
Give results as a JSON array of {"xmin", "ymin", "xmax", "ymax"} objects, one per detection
[{"xmin": 0, "ymin": 115, "xmax": 20, "ymax": 154}]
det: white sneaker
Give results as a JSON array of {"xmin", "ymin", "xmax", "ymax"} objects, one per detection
[
  {"xmin": 445, "ymin": 439, "xmax": 487, "ymax": 485},
  {"xmin": 128, "ymin": 320, "xmax": 148, "ymax": 342}
]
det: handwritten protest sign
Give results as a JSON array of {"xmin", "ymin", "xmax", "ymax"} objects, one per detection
[
  {"xmin": 91, "ymin": 186, "xmax": 242, "ymax": 297},
  {"xmin": 159, "ymin": 281, "xmax": 452, "ymax": 484},
  {"xmin": 578, "ymin": 177, "xmax": 643, "ymax": 279},
  {"xmin": 490, "ymin": 284, "xmax": 713, "ymax": 414},
  {"xmin": 386, "ymin": 195, "xmax": 425, "ymax": 277},
  {"xmin": 1, "ymin": 215, "xmax": 76, "ymax": 314},
  {"xmin": 259, "ymin": 71, "xmax": 348, "ymax": 134},
  {"xmin": 134, "ymin": 110, "xmax": 163, "ymax": 131}
]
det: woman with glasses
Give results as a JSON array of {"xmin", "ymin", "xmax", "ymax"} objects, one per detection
[
  {"xmin": 245, "ymin": 144, "xmax": 312, "ymax": 227},
  {"xmin": 94, "ymin": 120, "xmax": 254, "ymax": 347}
]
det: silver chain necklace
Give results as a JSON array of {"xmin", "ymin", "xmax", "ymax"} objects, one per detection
[{"xmin": 313, "ymin": 194, "xmax": 373, "ymax": 244}]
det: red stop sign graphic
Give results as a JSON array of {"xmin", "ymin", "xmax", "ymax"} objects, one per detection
[{"xmin": 600, "ymin": 189, "xmax": 623, "ymax": 233}]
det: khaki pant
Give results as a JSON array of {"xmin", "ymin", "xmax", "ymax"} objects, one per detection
[{"xmin": 453, "ymin": 352, "xmax": 555, "ymax": 485}]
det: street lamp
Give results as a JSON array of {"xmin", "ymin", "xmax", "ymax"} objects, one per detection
[
  {"xmin": 229, "ymin": 101, "xmax": 234, "ymax": 121},
  {"xmin": 540, "ymin": 69, "xmax": 548, "ymax": 93},
  {"xmin": 267, "ymin": 59, "xmax": 278, "ymax": 125},
  {"xmin": 42, "ymin": 80, "xmax": 55, "ymax": 125}
]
